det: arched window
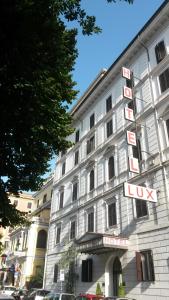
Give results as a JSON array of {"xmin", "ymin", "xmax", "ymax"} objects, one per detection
[
  {"xmin": 90, "ymin": 169, "xmax": 94, "ymax": 191},
  {"xmin": 36, "ymin": 230, "xmax": 47, "ymax": 248}
]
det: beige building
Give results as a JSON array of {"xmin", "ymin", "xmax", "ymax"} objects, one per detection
[
  {"xmin": 0, "ymin": 193, "xmax": 34, "ymax": 251},
  {"xmin": 4, "ymin": 175, "xmax": 53, "ymax": 288}
]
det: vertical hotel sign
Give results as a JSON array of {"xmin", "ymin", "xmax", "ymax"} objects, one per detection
[{"xmin": 122, "ymin": 67, "xmax": 157, "ymax": 202}]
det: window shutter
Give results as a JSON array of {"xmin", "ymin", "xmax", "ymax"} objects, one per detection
[
  {"xmin": 88, "ymin": 259, "xmax": 93, "ymax": 282},
  {"xmin": 81, "ymin": 260, "xmax": 87, "ymax": 282},
  {"xmin": 136, "ymin": 251, "xmax": 142, "ymax": 281},
  {"xmin": 53, "ymin": 264, "xmax": 58, "ymax": 283}
]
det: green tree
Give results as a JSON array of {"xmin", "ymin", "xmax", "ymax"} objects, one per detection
[{"xmin": 0, "ymin": 0, "xmax": 133, "ymax": 228}]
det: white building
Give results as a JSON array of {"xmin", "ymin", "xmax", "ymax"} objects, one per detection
[{"xmin": 44, "ymin": 1, "xmax": 169, "ymax": 299}]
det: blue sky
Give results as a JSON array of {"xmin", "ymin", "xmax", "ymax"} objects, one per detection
[
  {"xmin": 47, "ymin": 0, "xmax": 164, "ymax": 176},
  {"xmin": 72, "ymin": 0, "xmax": 164, "ymax": 100}
]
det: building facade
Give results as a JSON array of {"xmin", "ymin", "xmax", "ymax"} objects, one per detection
[
  {"xmin": 44, "ymin": 1, "xmax": 169, "ymax": 299},
  {"xmin": 5, "ymin": 176, "xmax": 53, "ymax": 288}
]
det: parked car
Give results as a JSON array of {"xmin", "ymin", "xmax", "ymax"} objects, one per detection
[
  {"xmin": 44, "ymin": 293, "xmax": 75, "ymax": 300},
  {"xmin": 12, "ymin": 289, "xmax": 28, "ymax": 300},
  {"xmin": 105, "ymin": 297, "xmax": 136, "ymax": 300},
  {"xmin": 0, "ymin": 295, "xmax": 15, "ymax": 300},
  {"xmin": 76, "ymin": 294, "xmax": 104, "ymax": 300},
  {"xmin": 24, "ymin": 289, "xmax": 50, "ymax": 300},
  {"xmin": 1, "ymin": 287, "xmax": 16, "ymax": 296}
]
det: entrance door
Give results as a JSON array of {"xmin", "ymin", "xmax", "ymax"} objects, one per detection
[{"xmin": 113, "ymin": 257, "xmax": 122, "ymax": 296}]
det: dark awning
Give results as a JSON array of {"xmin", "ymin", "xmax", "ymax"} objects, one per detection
[{"xmin": 75, "ymin": 232, "xmax": 129, "ymax": 254}]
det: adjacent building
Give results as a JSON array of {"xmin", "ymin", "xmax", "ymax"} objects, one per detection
[
  {"xmin": 44, "ymin": 1, "xmax": 169, "ymax": 299},
  {"xmin": 4, "ymin": 175, "xmax": 53, "ymax": 288}
]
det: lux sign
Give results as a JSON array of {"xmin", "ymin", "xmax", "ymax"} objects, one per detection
[{"xmin": 124, "ymin": 182, "xmax": 157, "ymax": 202}]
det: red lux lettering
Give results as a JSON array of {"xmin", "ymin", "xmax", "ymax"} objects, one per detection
[
  {"xmin": 124, "ymin": 182, "xmax": 157, "ymax": 202},
  {"xmin": 128, "ymin": 157, "xmax": 139, "ymax": 174},
  {"xmin": 123, "ymin": 86, "xmax": 133, "ymax": 100},
  {"xmin": 127, "ymin": 131, "xmax": 136, "ymax": 146},
  {"xmin": 122, "ymin": 67, "xmax": 131, "ymax": 80},
  {"xmin": 124, "ymin": 107, "xmax": 135, "ymax": 122}
]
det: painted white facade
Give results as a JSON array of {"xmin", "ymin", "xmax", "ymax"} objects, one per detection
[{"xmin": 44, "ymin": 1, "xmax": 169, "ymax": 299}]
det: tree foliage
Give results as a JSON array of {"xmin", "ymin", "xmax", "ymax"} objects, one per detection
[{"xmin": 0, "ymin": 0, "xmax": 133, "ymax": 227}]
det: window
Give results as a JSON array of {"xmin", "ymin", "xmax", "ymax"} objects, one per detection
[
  {"xmin": 36, "ymin": 230, "xmax": 47, "ymax": 248},
  {"xmin": 88, "ymin": 211, "xmax": 94, "ymax": 232},
  {"xmin": 27, "ymin": 202, "xmax": 32, "ymax": 209},
  {"xmin": 87, "ymin": 135, "xmax": 95, "ymax": 155},
  {"xmin": 166, "ymin": 119, "xmax": 169, "ymax": 140},
  {"xmin": 59, "ymin": 191, "xmax": 64, "ymax": 209},
  {"xmin": 43, "ymin": 194, "xmax": 47, "ymax": 204},
  {"xmin": 37, "ymin": 200, "xmax": 39, "ymax": 208},
  {"xmin": 136, "ymin": 250, "xmax": 155, "ymax": 281},
  {"xmin": 89, "ymin": 169, "xmax": 94, "ymax": 191},
  {"xmin": 132, "ymin": 139, "xmax": 142, "ymax": 161},
  {"xmin": 70, "ymin": 220, "xmax": 76, "ymax": 240},
  {"xmin": 62, "ymin": 161, "xmax": 66, "ymax": 175},
  {"xmin": 90, "ymin": 113, "xmax": 95, "ymax": 129},
  {"xmin": 106, "ymin": 96, "xmax": 112, "ymax": 113},
  {"xmin": 72, "ymin": 182, "xmax": 78, "ymax": 201},
  {"xmin": 81, "ymin": 259, "xmax": 93, "ymax": 282},
  {"xmin": 61, "ymin": 150, "xmax": 66, "ymax": 157},
  {"xmin": 108, "ymin": 203, "xmax": 117, "ymax": 227},
  {"xmin": 75, "ymin": 130, "xmax": 80, "ymax": 143},
  {"xmin": 14, "ymin": 200, "xmax": 18, "ymax": 207},
  {"xmin": 74, "ymin": 150, "xmax": 79, "ymax": 166},
  {"xmin": 135, "ymin": 199, "xmax": 148, "ymax": 218},
  {"xmin": 107, "ymin": 119, "xmax": 113, "ymax": 138},
  {"xmin": 159, "ymin": 68, "xmax": 169, "ymax": 93},
  {"xmin": 128, "ymin": 99, "xmax": 137, "ymax": 114},
  {"xmin": 56, "ymin": 226, "xmax": 61, "ymax": 244},
  {"xmin": 53, "ymin": 264, "xmax": 58, "ymax": 283},
  {"xmin": 108, "ymin": 156, "xmax": 115, "ymax": 179},
  {"xmin": 155, "ymin": 40, "xmax": 166, "ymax": 64}
]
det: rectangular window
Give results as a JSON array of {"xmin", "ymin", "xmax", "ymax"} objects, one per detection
[
  {"xmin": 88, "ymin": 211, "xmax": 94, "ymax": 232},
  {"xmin": 56, "ymin": 226, "xmax": 61, "ymax": 244},
  {"xmin": 74, "ymin": 150, "xmax": 79, "ymax": 166},
  {"xmin": 61, "ymin": 150, "xmax": 66, "ymax": 157},
  {"xmin": 89, "ymin": 169, "xmax": 94, "ymax": 191},
  {"xmin": 75, "ymin": 130, "xmax": 80, "ymax": 143},
  {"xmin": 108, "ymin": 203, "xmax": 117, "ymax": 227},
  {"xmin": 81, "ymin": 259, "xmax": 93, "ymax": 282},
  {"xmin": 72, "ymin": 182, "xmax": 78, "ymax": 201},
  {"xmin": 27, "ymin": 202, "xmax": 32, "ymax": 209},
  {"xmin": 155, "ymin": 40, "xmax": 166, "ymax": 64},
  {"xmin": 43, "ymin": 194, "xmax": 47, "ymax": 204},
  {"xmin": 14, "ymin": 200, "xmax": 18, "ymax": 207},
  {"xmin": 107, "ymin": 119, "xmax": 113, "ymax": 138},
  {"xmin": 90, "ymin": 113, "xmax": 95, "ymax": 129},
  {"xmin": 106, "ymin": 96, "xmax": 112, "ymax": 113},
  {"xmin": 62, "ymin": 161, "xmax": 66, "ymax": 175},
  {"xmin": 136, "ymin": 199, "xmax": 148, "ymax": 218},
  {"xmin": 59, "ymin": 191, "xmax": 64, "ymax": 209},
  {"xmin": 132, "ymin": 139, "xmax": 142, "ymax": 161},
  {"xmin": 166, "ymin": 119, "xmax": 169, "ymax": 140},
  {"xmin": 128, "ymin": 99, "xmax": 137, "ymax": 114},
  {"xmin": 70, "ymin": 220, "xmax": 76, "ymax": 240},
  {"xmin": 136, "ymin": 250, "xmax": 155, "ymax": 281},
  {"xmin": 108, "ymin": 156, "xmax": 115, "ymax": 179},
  {"xmin": 159, "ymin": 68, "xmax": 169, "ymax": 93},
  {"xmin": 87, "ymin": 136, "xmax": 95, "ymax": 155},
  {"xmin": 53, "ymin": 264, "xmax": 58, "ymax": 283}
]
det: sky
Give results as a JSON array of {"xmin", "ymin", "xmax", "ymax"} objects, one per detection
[
  {"xmin": 47, "ymin": 0, "xmax": 164, "ymax": 176},
  {"xmin": 72, "ymin": 0, "xmax": 164, "ymax": 100}
]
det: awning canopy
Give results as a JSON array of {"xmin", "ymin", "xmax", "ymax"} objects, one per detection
[{"xmin": 75, "ymin": 232, "xmax": 129, "ymax": 254}]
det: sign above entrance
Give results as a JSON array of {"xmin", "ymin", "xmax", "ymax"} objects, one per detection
[{"xmin": 124, "ymin": 182, "xmax": 157, "ymax": 202}]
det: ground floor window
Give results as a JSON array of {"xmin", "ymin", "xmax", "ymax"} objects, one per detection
[
  {"xmin": 136, "ymin": 250, "xmax": 155, "ymax": 281},
  {"xmin": 81, "ymin": 259, "xmax": 93, "ymax": 282}
]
